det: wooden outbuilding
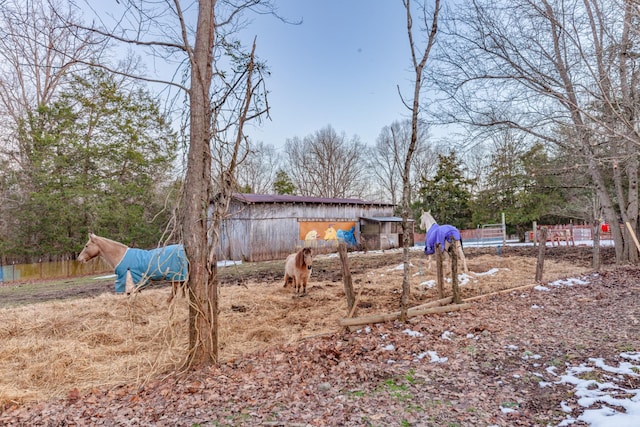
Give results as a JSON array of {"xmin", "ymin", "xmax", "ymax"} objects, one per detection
[
  {"xmin": 359, "ymin": 216, "xmax": 414, "ymax": 251},
  {"xmin": 214, "ymin": 193, "xmax": 403, "ymax": 262}
]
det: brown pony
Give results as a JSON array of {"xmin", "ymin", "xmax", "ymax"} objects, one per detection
[{"xmin": 283, "ymin": 247, "xmax": 313, "ymax": 294}]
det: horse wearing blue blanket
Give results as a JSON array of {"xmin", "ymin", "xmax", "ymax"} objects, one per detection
[
  {"xmin": 77, "ymin": 234, "xmax": 188, "ymax": 302},
  {"xmin": 420, "ymin": 211, "xmax": 468, "ymax": 274}
]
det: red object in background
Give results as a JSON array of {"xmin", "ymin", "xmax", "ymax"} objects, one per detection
[{"xmin": 601, "ymin": 223, "xmax": 610, "ymax": 233}]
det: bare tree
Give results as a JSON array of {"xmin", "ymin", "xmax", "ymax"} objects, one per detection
[
  {"xmin": 233, "ymin": 140, "xmax": 280, "ymax": 193},
  {"xmin": 399, "ymin": 0, "xmax": 440, "ymax": 320},
  {"xmin": 370, "ymin": 119, "xmax": 440, "ymax": 205},
  {"xmin": 429, "ymin": 0, "xmax": 640, "ymax": 263},
  {"xmin": 0, "ymin": 0, "xmax": 98, "ymax": 126},
  {"xmin": 71, "ymin": 0, "xmax": 273, "ymax": 367},
  {"xmin": 284, "ymin": 125, "xmax": 369, "ymax": 198}
]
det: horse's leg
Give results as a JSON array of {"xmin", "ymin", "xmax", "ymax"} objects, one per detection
[
  {"xmin": 445, "ymin": 251, "xmax": 451, "ymax": 279},
  {"xmin": 457, "ymin": 241, "xmax": 469, "ymax": 274},
  {"xmin": 284, "ymin": 273, "xmax": 291, "ymax": 288},
  {"xmin": 167, "ymin": 282, "xmax": 176, "ymax": 304},
  {"xmin": 125, "ymin": 269, "xmax": 137, "ymax": 295}
]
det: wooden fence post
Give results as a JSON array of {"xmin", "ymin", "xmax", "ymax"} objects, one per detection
[
  {"xmin": 450, "ymin": 245, "xmax": 461, "ymax": 304},
  {"xmin": 338, "ymin": 242, "xmax": 356, "ymax": 315},
  {"xmin": 535, "ymin": 227, "xmax": 547, "ymax": 282}
]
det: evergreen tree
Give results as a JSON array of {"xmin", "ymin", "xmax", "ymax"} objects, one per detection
[
  {"xmin": 9, "ymin": 69, "xmax": 178, "ymax": 257},
  {"xmin": 414, "ymin": 151, "xmax": 475, "ymax": 229},
  {"xmin": 273, "ymin": 169, "xmax": 296, "ymax": 195},
  {"xmin": 471, "ymin": 142, "xmax": 563, "ymax": 240}
]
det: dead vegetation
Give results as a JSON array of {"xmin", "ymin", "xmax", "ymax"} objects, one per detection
[{"xmin": 0, "ymin": 246, "xmax": 599, "ymax": 410}]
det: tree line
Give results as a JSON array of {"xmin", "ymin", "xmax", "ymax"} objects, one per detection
[{"xmin": 0, "ymin": 0, "xmax": 633, "ymax": 262}]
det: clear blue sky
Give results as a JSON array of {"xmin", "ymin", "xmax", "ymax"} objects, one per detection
[{"xmin": 243, "ymin": 1, "xmax": 417, "ymax": 150}]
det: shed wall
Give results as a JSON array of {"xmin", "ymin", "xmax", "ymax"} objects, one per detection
[{"xmin": 216, "ymin": 200, "xmax": 394, "ymax": 261}]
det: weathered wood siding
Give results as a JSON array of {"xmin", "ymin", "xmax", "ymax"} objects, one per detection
[
  {"xmin": 360, "ymin": 219, "xmax": 413, "ymax": 250},
  {"xmin": 216, "ymin": 200, "xmax": 395, "ymax": 262}
]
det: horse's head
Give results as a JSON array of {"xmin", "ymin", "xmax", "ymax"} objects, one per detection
[
  {"xmin": 77, "ymin": 233, "xmax": 101, "ymax": 263},
  {"xmin": 420, "ymin": 210, "xmax": 436, "ymax": 231},
  {"xmin": 300, "ymin": 247, "xmax": 313, "ymax": 270}
]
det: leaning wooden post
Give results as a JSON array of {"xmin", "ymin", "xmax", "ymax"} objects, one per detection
[
  {"xmin": 435, "ymin": 243, "xmax": 444, "ymax": 298},
  {"xmin": 338, "ymin": 242, "xmax": 356, "ymax": 315},
  {"xmin": 625, "ymin": 222, "xmax": 640, "ymax": 254},
  {"xmin": 450, "ymin": 244, "xmax": 461, "ymax": 304},
  {"xmin": 535, "ymin": 227, "xmax": 547, "ymax": 283}
]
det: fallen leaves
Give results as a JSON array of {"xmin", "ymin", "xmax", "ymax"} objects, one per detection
[{"xmin": 1, "ymin": 255, "xmax": 638, "ymax": 426}]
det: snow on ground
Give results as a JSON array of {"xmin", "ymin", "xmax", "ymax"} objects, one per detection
[
  {"xmin": 553, "ymin": 353, "xmax": 640, "ymax": 426},
  {"xmin": 529, "ymin": 274, "xmax": 640, "ymax": 426},
  {"xmin": 93, "ymin": 259, "xmax": 242, "ymax": 280},
  {"xmin": 418, "ymin": 267, "xmax": 500, "ymax": 289}
]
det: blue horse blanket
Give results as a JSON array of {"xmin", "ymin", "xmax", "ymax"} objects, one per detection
[
  {"xmin": 113, "ymin": 244, "xmax": 188, "ymax": 293},
  {"xmin": 424, "ymin": 224, "xmax": 461, "ymax": 256}
]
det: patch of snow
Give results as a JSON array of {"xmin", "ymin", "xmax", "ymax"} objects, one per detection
[
  {"xmin": 621, "ymin": 352, "xmax": 640, "ymax": 362},
  {"xmin": 419, "ymin": 280, "xmax": 436, "ymax": 289},
  {"xmin": 415, "ymin": 350, "xmax": 448, "ymax": 363},
  {"xmin": 522, "ymin": 352, "xmax": 541, "ymax": 360},
  {"xmin": 474, "ymin": 268, "xmax": 502, "ymax": 276},
  {"xmin": 441, "ymin": 331, "xmax": 454, "ymax": 340},
  {"xmin": 548, "ymin": 277, "xmax": 590, "ymax": 287},
  {"xmin": 218, "ymin": 260, "xmax": 242, "ymax": 267},
  {"xmin": 534, "ymin": 285, "xmax": 550, "ymax": 291},
  {"xmin": 555, "ymin": 355, "xmax": 640, "ymax": 427},
  {"xmin": 381, "ymin": 344, "xmax": 395, "ymax": 351},
  {"xmin": 387, "ymin": 262, "xmax": 414, "ymax": 271},
  {"xmin": 531, "ymin": 304, "xmax": 544, "ymax": 309},
  {"xmin": 403, "ymin": 329, "xmax": 423, "ymax": 338}
]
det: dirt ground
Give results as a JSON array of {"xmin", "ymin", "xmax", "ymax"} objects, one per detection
[
  {"xmin": 1, "ymin": 244, "xmax": 635, "ymax": 427},
  {"xmin": 0, "ymin": 245, "xmax": 613, "ymax": 308}
]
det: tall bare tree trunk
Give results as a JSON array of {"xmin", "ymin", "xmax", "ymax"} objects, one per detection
[
  {"xmin": 399, "ymin": 0, "xmax": 440, "ymax": 321},
  {"xmin": 183, "ymin": 0, "xmax": 217, "ymax": 368},
  {"xmin": 619, "ymin": 0, "xmax": 639, "ymax": 264}
]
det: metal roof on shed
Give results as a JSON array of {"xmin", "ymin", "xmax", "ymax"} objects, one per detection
[
  {"xmin": 231, "ymin": 193, "xmax": 395, "ymax": 206},
  {"xmin": 360, "ymin": 216, "xmax": 413, "ymax": 222}
]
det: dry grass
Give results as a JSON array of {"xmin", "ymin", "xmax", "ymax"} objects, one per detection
[{"xmin": 0, "ymin": 252, "xmax": 591, "ymax": 407}]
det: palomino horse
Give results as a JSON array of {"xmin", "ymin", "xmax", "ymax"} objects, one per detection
[
  {"xmin": 420, "ymin": 211, "xmax": 469, "ymax": 274},
  {"xmin": 77, "ymin": 234, "xmax": 188, "ymax": 300},
  {"xmin": 283, "ymin": 247, "xmax": 313, "ymax": 294}
]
